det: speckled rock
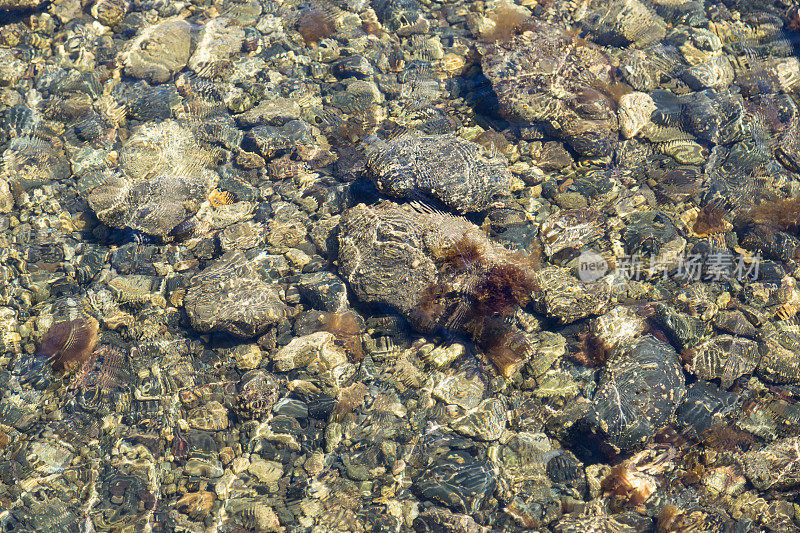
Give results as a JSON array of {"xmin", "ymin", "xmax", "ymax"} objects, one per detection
[
  {"xmin": 681, "ymin": 88, "xmax": 744, "ymax": 145},
  {"xmin": 450, "ymin": 398, "xmax": 506, "ymax": 441},
  {"xmin": 0, "ymin": 307, "xmax": 21, "ymax": 355},
  {"xmin": 235, "ymin": 369, "xmax": 279, "ymax": 420},
  {"xmin": 0, "ymin": 179, "xmax": 12, "ymax": 213},
  {"xmin": 188, "ymin": 17, "xmax": 245, "ymax": 78},
  {"xmin": 246, "ymin": 120, "xmax": 315, "ymax": 160},
  {"xmin": 271, "ymin": 331, "xmax": 355, "ymax": 395},
  {"xmin": 681, "ymin": 55, "xmax": 735, "ymax": 91},
  {"xmin": 481, "ymin": 22, "xmax": 618, "ymax": 157},
  {"xmin": 184, "ymin": 250, "xmax": 288, "ymax": 337},
  {"xmin": 272, "ymin": 332, "xmax": 348, "ymax": 371},
  {"xmin": 413, "ymin": 450, "xmax": 496, "ymax": 514},
  {"xmin": 539, "ymin": 209, "xmax": 606, "ymax": 257},
  {"xmin": 82, "ymin": 121, "xmax": 217, "ymax": 236},
  {"xmin": 338, "ymin": 200, "xmax": 528, "ymax": 320},
  {"xmin": 688, "ymin": 335, "xmax": 760, "ymax": 389},
  {"xmin": 713, "ymin": 309, "xmax": 758, "ymax": 338},
  {"xmin": 2, "ymin": 137, "xmax": 70, "ymax": 195},
  {"xmin": 584, "ymin": 0, "xmax": 666, "ymax": 47},
  {"xmin": 337, "ymin": 201, "xmax": 439, "ymax": 316},
  {"xmin": 187, "ymin": 401, "xmax": 229, "ymax": 431},
  {"xmin": 758, "ymin": 323, "xmax": 800, "ymax": 384},
  {"xmin": 235, "ymin": 99, "xmax": 302, "ymax": 128},
  {"xmin": 530, "ymin": 267, "xmax": 610, "ymax": 324},
  {"xmin": 618, "ymin": 92, "xmax": 656, "ymax": 139},
  {"xmin": 741, "ymin": 437, "xmax": 800, "ymax": 490},
  {"xmin": 583, "ymin": 335, "xmax": 686, "ymax": 452},
  {"xmin": 338, "ymin": 199, "xmax": 537, "ymax": 375},
  {"xmin": 553, "ymin": 513, "xmax": 639, "ymax": 533},
  {"xmin": 365, "ymin": 132, "xmax": 514, "ymax": 213},
  {"xmin": 122, "ymin": 19, "xmax": 192, "ymax": 83},
  {"xmin": 219, "ymin": 220, "xmax": 264, "ymax": 252},
  {"xmin": 0, "ymin": 0, "xmax": 45, "ymax": 8},
  {"xmin": 298, "ymin": 271, "xmax": 349, "ymax": 312},
  {"xmin": 676, "ymin": 380, "xmax": 741, "ymax": 440}
]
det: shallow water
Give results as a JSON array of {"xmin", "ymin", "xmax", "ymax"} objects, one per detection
[{"xmin": 0, "ymin": 0, "xmax": 799, "ymax": 531}]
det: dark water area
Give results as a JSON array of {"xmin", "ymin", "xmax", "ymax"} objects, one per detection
[{"xmin": 0, "ymin": 0, "xmax": 799, "ymax": 531}]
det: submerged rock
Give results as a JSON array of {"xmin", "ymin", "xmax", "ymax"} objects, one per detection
[
  {"xmin": 365, "ymin": 132, "xmax": 514, "ymax": 213},
  {"xmin": 687, "ymin": 335, "xmax": 760, "ymax": 389},
  {"xmin": 338, "ymin": 201, "xmax": 439, "ymax": 317},
  {"xmin": 184, "ymin": 250, "xmax": 288, "ymax": 337},
  {"xmin": 338, "ymin": 200, "xmax": 539, "ymax": 375},
  {"xmin": 82, "ymin": 121, "xmax": 217, "ymax": 237},
  {"xmin": 481, "ymin": 22, "xmax": 619, "ymax": 157},
  {"xmin": 0, "ymin": 0, "xmax": 46, "ymax": 8},
  {"xmin": 122, "ymin": 19, "xmax": 192, "ymax": 83},
  {"xmin": 413, "ymin": 449, "xmax": 496, "ymax": 514},
  {"xmin": 581, "ymin": 335, "xmax": 686, "ymax": 452},
  {"xmin": 741, "ymin": 437, "xmax": 800, "ymax": 491},
  {"xmin": 2, "ymin": 136, "xmax": 70, "ymax": 195},
  {"xmin": 758, "ymin": 322, "xmax": 800, "ymax": 384},
  {"xmin": 530, "ymin": 267, "xmax": 610, "ymax": 324}
]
